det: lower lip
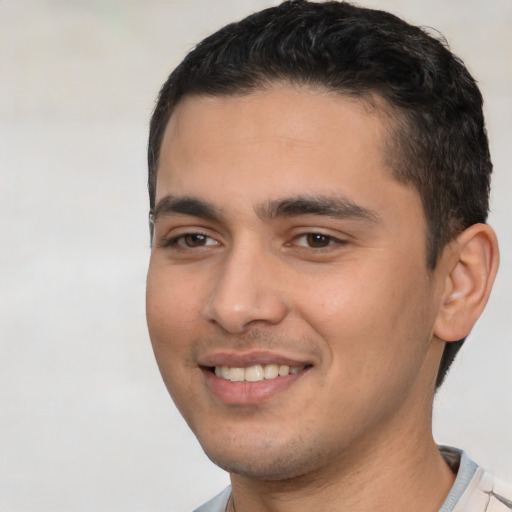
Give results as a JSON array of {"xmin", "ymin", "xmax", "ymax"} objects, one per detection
[{"xmin": 202, "ymin": 368, "xmax": 308, "ymax": 405}]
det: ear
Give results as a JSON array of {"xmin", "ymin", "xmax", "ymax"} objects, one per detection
[{"xmin": 434, "ymin": 223, "xmax": 499, "ymax": 342}]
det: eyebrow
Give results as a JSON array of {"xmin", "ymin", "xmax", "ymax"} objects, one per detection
[
  {"xmin": 151, "ymin": 193, "xmax": 380, "ymax": 227},
  {"xmin": 152, "ymin": 195, "xmax": 223, "ymax": 223},
  {"xmin": 257, "ymin": 195, "xmax": 381, "ymax": 223}
]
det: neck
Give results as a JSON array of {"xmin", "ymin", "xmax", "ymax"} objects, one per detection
[{"xmin": 228, "ymin": 411, "xmax": 454, "ymax": 512}]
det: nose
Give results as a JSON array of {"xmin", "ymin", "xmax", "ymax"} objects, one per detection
[{"xmin": 202, "ymin": 243, "xmax": 289, "ymax": 334}]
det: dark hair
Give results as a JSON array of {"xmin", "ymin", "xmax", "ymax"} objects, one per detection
[{"xmin": 148, "ymin": 0, "xmax": 492, "ymax": 388}]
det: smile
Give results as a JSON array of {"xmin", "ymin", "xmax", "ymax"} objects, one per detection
[
  {"xmin": 200, "ymin": 353, "xmax": 313, "ymax": 404},
  {"xmin": 214, "ymin": 364, "xmax": 305, "ymax": 382}
]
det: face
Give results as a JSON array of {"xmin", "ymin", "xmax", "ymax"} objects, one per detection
[{"xmin": 146, "ymin": 87, "xmax": 447, "ymax": 480}]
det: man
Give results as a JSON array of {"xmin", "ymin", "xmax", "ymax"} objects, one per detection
[{"xmin": 145, "ymin": 1, "xmax": 510, "ymax": 511}]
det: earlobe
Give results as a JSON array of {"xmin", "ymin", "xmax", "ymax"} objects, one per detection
[{"xmin": 434, "ymin": 223, "xmax": 499, "ymax": 342}]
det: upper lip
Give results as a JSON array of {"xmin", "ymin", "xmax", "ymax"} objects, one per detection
[{"xmin": 198, "ymin": 351, "xmax": 313, "ymax": 368}]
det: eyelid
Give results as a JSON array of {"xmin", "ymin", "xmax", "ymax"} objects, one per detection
[
  {"xmin": 171, "ymin": 233, "xmax": 219, "ymax": 248},
  {"xmin": 289, "ymin": 231, "xmax": 347, "ymax": 249},
  {"xmin": 156, "ymin": 226, "xmax": 221, "ymax": 249}
]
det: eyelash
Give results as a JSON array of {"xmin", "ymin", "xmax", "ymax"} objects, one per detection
[
  {"xmin": 162, "ymin": 232, "xmax": 218, "ymax": 249},
  {"xmin": 292, "ymin": 232, "xmax": 344, "ymax": 249}
]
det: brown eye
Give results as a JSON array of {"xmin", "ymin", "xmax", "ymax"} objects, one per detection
[
  {"xmin": 165, "ymin": 233, "xmax": 218, "ymax": 248},
  {"xmin": 182, "ymin": 234, "xmax": 209, "ymax": 247},
  {"xmin": 305, "ymin": 233, "xmax": 333, "ymax": 248},
  {"xmin": 292, "ymin": 232, "xmax": 341, "ymax": 249}
]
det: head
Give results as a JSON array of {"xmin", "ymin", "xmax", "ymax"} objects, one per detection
[
  {"xmin": 147, "ymin": 0, "xmax": 492, "ymax": 389},
  {"xmin": 146, "ymin": 1, "xmax": 499, "ymax": 480}
]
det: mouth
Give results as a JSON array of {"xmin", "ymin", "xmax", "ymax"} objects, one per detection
[
  {"xmin": 199, "ymin": 355, "xmax": 313, "ymax": 405},
  {"xmin": 212, "ymin": 363, "xmax": 308, "ymax": 382}
]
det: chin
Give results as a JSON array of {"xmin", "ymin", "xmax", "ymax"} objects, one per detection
[
  {"xmin": 207, "ymin": 453, "xmax": 313, "ymax": 481},
  {"xmin": 200, "ymin": 434, "xmax": 328, "ymax": 481}
]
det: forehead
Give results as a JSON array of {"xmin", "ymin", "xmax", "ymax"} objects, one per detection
[
  {"xmin": 157, "ymin": 86, "xmax": 398, "ymax": 198},
  {"xmin": 163, "ymin": 87, "xmax": 389, "ymax": 147}
]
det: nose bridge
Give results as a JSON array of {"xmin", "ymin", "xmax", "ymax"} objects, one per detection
[{"xmin": 203, "ymin": 236, "xmax": 288, "ymax": 333}]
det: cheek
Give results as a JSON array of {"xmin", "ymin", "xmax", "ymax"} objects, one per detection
[
  {"xmin": 297, "ymin": 259, "xmax": 433, "ymax": 374},
  {"xmin": 146, "ymin": 269, "xmax": 204, "ymax": 407},
  {"xmin": 146, "ymin": 264, "xmax": 200, "ymax": 368},
  {"xmin": 147, "ymin": 260, "xmax": 205, "ymax": 326}
]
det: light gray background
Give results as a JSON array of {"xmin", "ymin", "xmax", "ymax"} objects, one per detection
[{"xmin": 0, "ymin": 1, "xmax": 510, "ymax": 511}]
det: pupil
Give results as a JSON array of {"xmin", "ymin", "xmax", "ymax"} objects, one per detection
[
  {"xmin": 307, "ymin": 233, "xmax": 329, "ymax": 247},
  {"xmin": 185, "ymin": 234, "xmax": 206, "ymax": 247}
]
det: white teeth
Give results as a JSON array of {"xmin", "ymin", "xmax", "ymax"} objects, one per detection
[
  {"xmin": 228, "ymin": 367, "xmax": 245, "ymax": 382},
  {"xmin": 214, "ymin": 363, "xmax": 305, "ymax": 382},
  {"xmin": 278, "ymin": 365, "xmax": 290, "ymax": 376},
  {"xmin": 264, "ymin": 364, "xmax": 279, "ymax": 379},
  {"xmin": 215, "ymin": 366, "xmax": 226, "ymax": 378},
  {"xmin": 245, "ymin": 364, "xmax": 264, "ymax": 382}
]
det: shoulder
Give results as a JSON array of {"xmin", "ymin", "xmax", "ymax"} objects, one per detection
[
  {"xmin": 440, "ymin": 447, "xmax": 512, "ymax": 512},
  {"xmin": 457, "ymin": 469, "xmax": 512, "ymax": 512},
  {"xmin": 486, "ymin": 476, "xmax": 512, "ymax": 512},
  {"xmin": 193, "ymin": 486, "xmax": 231, "ymax": 512}
]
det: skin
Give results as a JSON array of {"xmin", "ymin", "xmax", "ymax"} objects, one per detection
[{"xmin": 146, "ymin": 86, "xmax": 478, "ymax": 511}]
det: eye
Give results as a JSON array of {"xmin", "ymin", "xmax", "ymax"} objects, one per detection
[
  {"xmin": 294, "ymin": 233, "xmax": 340, "ymax": 248},
  {"xmin": 167, "ymin": 233, "xmax": 219, "ymax": 248}
]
